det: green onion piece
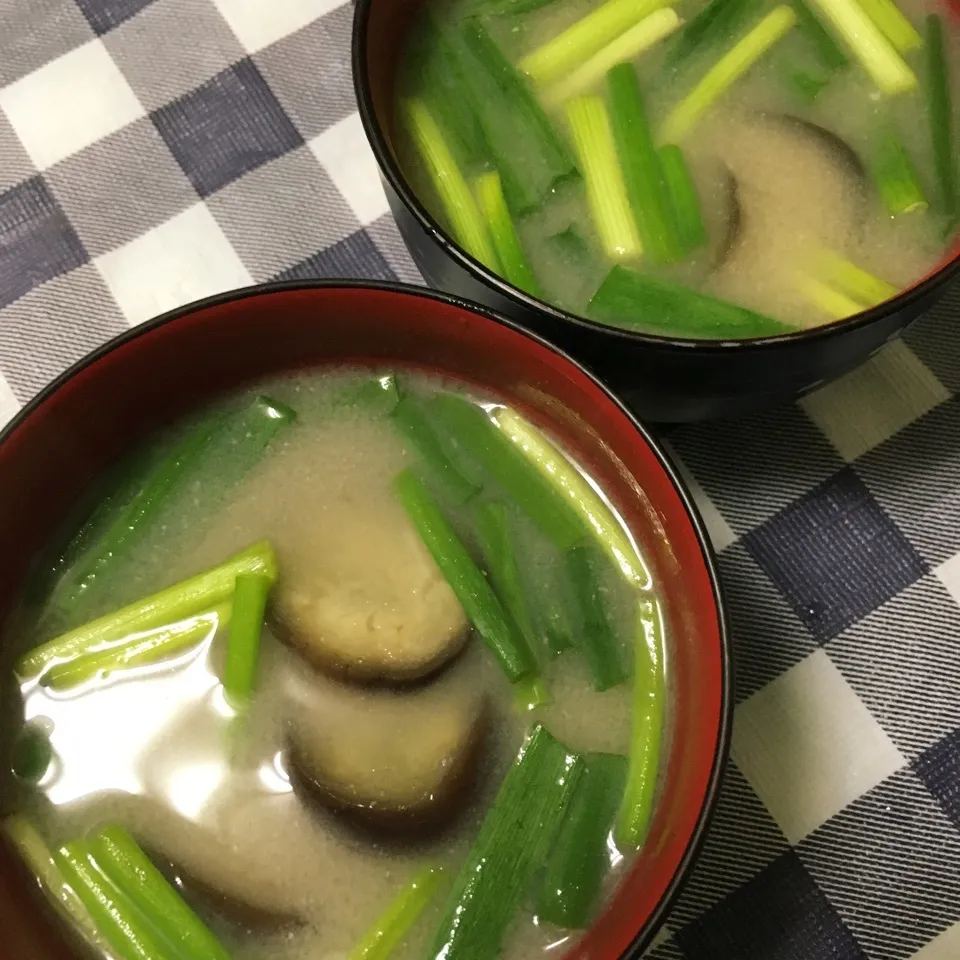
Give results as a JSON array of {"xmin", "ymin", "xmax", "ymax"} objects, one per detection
[
  {"xmin": 661, "ymin": 6, "xmax": 798, "ymax": 142},
  {"xmin": 89, "ymin": 825, "xmax": 230, "ymax": 960},
  {"xmin": 336, "ymin": 373, "xmax": 401, "ymax": 416},
  {"xmin": 427, "ymin": 396, "xmax": 585, "ymax": 552},
  {"xmin": 792, "ymin": 0, "xmax": 850, "ymax": 70},
  {"xmin": 565, "ymin": 96, "xmax": 643, "ymax": 262},
  {"xmin": 402, "ymin": 98, "xmax": 498, "ymax": 269},
  {"xmin": 17, "ymin": 541, "xmax": 277, "ymax": 680},
  {"xmin": 5, "ymin": 817, "xmax": 108, "ymax": 954},
  {"xmin": 429, "ymin": 725, "xmax": 583, "ymax": 960},
  {"xmin": 795, "ymin": 275, "xmax": 864, "ymax": 318},
  {"xmin": 869, "ymin": 126, "xmax": 928, "ymax": 216},
  {"xmin": 391, "ymin": 396, "xmax": 481, "ymax": 506},
  {"xmin": 493, "ymin": 406, "xmax": 650, "ymax": 588},
  {"xmin": 41, "ymin": 605, "xmax": 229, "ymax": 692},
  {"xmin": 588, "ymin": 264, "xmax": 796, "ymax": 338},
  {"xmin": 659, "ymin": 144, "xmax": 707, "ymax": 252},
  {"xmin": 223, "ymin": 572, "xmax": 271, "ymax": 706},
  {"xmin": 783, "ymin": 64, "xmax": 832, "ymax": 100},
  {"xmin": 812, "ymin": 248, "xmax": 898, "ymax": 305},
  {"xmin": 565, "ymin": 546, "xmax": 628, "ymax": 691},
  {"xmin": 349, "ymin": 865, "xmax": 447, "ymax": 960},
  {"xmin": 537, "ymin": 752, "xmax": 628, "ymax": 927},
  {"xmin": 529, "ymin": 560, "xmax": 575, "ymax": 659},
  {"xmin": 856, "ymin": 0, "xmax": 921, "ymax": 51},
  {"xmin": 55, "ymin": 840, "xmax": 169, "ymax": 960},
  {"xmin": 474, "ymin": 171, "xmax": 541, "ymax": 297},
  {"xmin": 395, "ymin": 469, "xmax": 536, "ymax": 682},
  {"xmin": 925, "ymin": 15, "xmax": 956, "ymax": 220},
  {"xmin": 11, "ymin": 721, "xmax": 53, "ymax": 782},
  {"xmin": 520, "ymin": 0, "xmax": 671, "ymax": 86},
  {"xmin": 606, "ymin": 64, "xmax": 683, "ymax": 265},
  {"xmin": 667, "ymin": 0, "xmax": 759, "ymax": 66},
  {"xmin": 547, "ymin": 226, "xmax": 593, "ymax": 262},
  {"xmin": 807, "ymin": 0, "xmax": 916, "ymax": 93},
  {"xmin": 473, "ymin": 0, "xmax": 562, "ymax": 13},
  {"xmin": 514, "ymin": 673, "xmax": 551, "ymax": 711},
  {"xmin": 616, "ymin": 597, "xmax": 666, "ymax": 849},
  {"xmin": 460, "ymin": 18, "xmax": 578, "ymax": 215},
  {"xmin": 541, "ymin": 9, "xmax": 682, "ymax": 110}
]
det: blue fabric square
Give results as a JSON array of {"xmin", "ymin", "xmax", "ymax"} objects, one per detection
[
  {"xmin": 676, "ymin": 850, "xmax": 866, "ymax": 960},
  {"xmin": 915, "ymin": 727, "xmax": 960, "ymax": 831},
  {"xmin": 74, "ymin": 0, "xmax": 155, "ymax": 33},
  {"xmin": 744, "ymin": 467, "xmax": 926, "ymax": 643},
  {"xmin": 0, "ymin": 177, "xmax": 88, "ymax": 310},
  {"xmin": 275, "ymin": 231, "xmax": 398, "ymax": 284},
  {"xmin": 152, "ymin": 59, "xmax": 304, "ymax": 198}
]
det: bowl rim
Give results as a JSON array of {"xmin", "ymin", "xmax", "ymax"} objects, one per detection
[
  {"xmin": 0, "ymin": 278, "xmax": 732, "ymax": 959},
  {"xmin": 350, "ymin": 0, "xmax": 960, "ymax": 351}
]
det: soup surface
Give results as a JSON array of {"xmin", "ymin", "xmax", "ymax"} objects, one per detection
[
  {"xmin": 2, "ymin": 371, "xmax": 669, "ymax": 960},
  {"xmin": 396, "ymin": 0, "xmax": 958, "ymax": 338}
]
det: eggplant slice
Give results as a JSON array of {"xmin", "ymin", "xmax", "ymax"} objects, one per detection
[
  {"xmin": 287, "ymin": 667, "xmax": 487, "ymax": 838},
  {"xmin": 271, "ymin": 491, "xmax": 470, "ymax": 686}
]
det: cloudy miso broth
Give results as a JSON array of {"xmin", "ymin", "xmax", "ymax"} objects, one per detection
[
  {"xmin": 3, "ymin": 370, "xmax": 669, "ymax": 960},
  {"xmin": 396, "ymin": 0, "xmax": 957, "ymax": 337}
]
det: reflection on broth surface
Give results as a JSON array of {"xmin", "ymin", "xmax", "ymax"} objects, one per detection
[
  {"xmin": 396, "ymin": 0, "xmax": 957, "ymax": 338},
  {"xmin": 4, "ymin": 371, "xmax": 669, "ymax": 960}
]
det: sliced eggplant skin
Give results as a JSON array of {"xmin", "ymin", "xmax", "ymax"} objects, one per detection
[{"xmin": 714, "ymin": 167, "xmax": 743, "ymax": 270}]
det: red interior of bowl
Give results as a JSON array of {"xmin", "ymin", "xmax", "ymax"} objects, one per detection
[{"xmin": 0, "ymin": 285, "xmax": 727, "ymax": 960}]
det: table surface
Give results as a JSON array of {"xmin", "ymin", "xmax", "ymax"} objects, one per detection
[{"xmin": 1, "ymin": 1, "xmax": 959, "ymax": 957}]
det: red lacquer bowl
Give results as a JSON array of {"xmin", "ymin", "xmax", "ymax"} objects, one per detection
[{"xmin": 0, "ymin": 282, "xmax": 731, "ymax": 960}]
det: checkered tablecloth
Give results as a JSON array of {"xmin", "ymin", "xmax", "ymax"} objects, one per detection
[{"xmin": 1, "ymin": 1, "xmax": 959, "ymax": 957}]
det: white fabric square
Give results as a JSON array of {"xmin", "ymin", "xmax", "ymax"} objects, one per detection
[
  {"xmin": 934, "ymin": 553, "xmax": 960, "ymax": 610},
  {"xmin": 0, "ymin": 373, "xmax": 20, "ymax": 430},
  {"xmin": 0, "ymin": 39, "xmax": 144, "ymax": 170},
  {"xmin": 800, "ymin": 340, "xmax": 949, "ymax": 463},
  {"xmin": 663, "ymin": 442, "xmax": 736, "ymax": 553},
  {"xmin": 732, "ymin": 649, "xmax": 905, "ymax": 844},
  {"xmin": 912, "ymin": 923, "xmax": 960, "ymax": 959},
  {"xmin": 95, "ymin": 203, "xmax": 252, "ymax": 326},
  {"xmin": 310, "ymin": 112, "xmax": 390, "ymax": 227},
  {"xmin": 213, "ymin": 0, "xmax": 348, "ymax": 53}
]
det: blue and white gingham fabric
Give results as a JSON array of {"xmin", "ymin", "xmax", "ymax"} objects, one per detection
[{"xmin": 1, "ymin": 1, "xmax": 959, "ymax": 956}]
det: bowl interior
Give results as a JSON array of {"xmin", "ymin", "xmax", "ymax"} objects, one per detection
[{"xmin": 0, "ymin": 283, "xmax": 728, "ymax": 960}]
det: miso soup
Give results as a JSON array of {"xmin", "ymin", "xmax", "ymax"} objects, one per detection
[
  {"xmin": 2, "ymin": 370, "xmax": 669, "ymax": 960},
  {"xmin": 396, "ymin": 0, "xmax": 958, "ymax": 338}
]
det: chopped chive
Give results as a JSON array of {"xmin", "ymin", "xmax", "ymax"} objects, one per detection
[
  {"xmin": 42, "ymin": 605, "xmax": 229, "ymax": 691},
  {"xmin": 792, "ymin": 0, "xmax": 850, "ymax": 70},
  {"xmin": 349, "ymin": 865, "xmax": 447, "ymax": 960},
  {"xmin": 429, "ymin": 725, "xmax": 583, "ymax": 960},
  {"xmin": 565, "ymin": 96, "xmax": 643, "ymax": 262},
  {"xmin": 528, "ymin": 559, "xmax": 575, "ymax": 659},
  {"xmin": 537, "ymin": 752, "xmax": 628, "ymax": 927},
  {"xmin": 89, "ymin": 825, "xmax": 230, "ymax": 960},
  {"xmin": 460, "ymin": 18, "xmax": 578, "ymax": 214},
  {"xmin": 395, "ymin": 469, "xmax": 537, "ymax": 682},
  {"xmin": 5, "ymin": 817, "xmax": 108, "ymax": 954},
  {"xmin": 606, "ymin": 64, "xmax": 683, "ymax": 265},
  {"xmin": 661, "ymin": 6, "xmax": 798, "ymax": 142},
  {"xmin": 541, "ymin": 9, "xmax": 682, "ymax": 110},
  {"xmin": 565, "ymin": 546, "xmax": 628, "ymax": 691},
  {"xmin": 795, "ymin": 274, "xmax": 865, "ymax": 318},
  {"xmin": 925, "ymin": 15, "xmax": 956, "ymax": 220},
  {"xmin": 55, "ymin": 840, "xmax": 170, "ymax": 960},
  {"xmin": 17, "ymin": 542, "xmax": 277, "ymax": 680},
  {"xmin": 807, "ymin": 0, "xmax": 916, "ymax": 94},
  {"xmin": 402, "ymin": 98, "xmax": 499, "ymax": 270},
  {"xmin": 493, "ymin": 406, "xmax": 650, "ymax": 589},
  {"xmin": 856, "ymin": 0, "xmax": 921, "ymax": 51},
  {"xmin": 588, "ymin": 264, "xmax": 796, "ymax": 338},
  {"xmin": 336, "ymin": 373, "xmax": 401, "ymax": 416},
  {"xmin": 223, "ymin": 572, "xmax": 271, "ymax": 706},
  {"xmin": 547, "ymin": 226, "xmax": 593, "ymax": 261},
  {"xmin": 427, "ymin": 396, "xmax": 585, "ymax": 552},
  {"xmin": 11, "ymin": 721, "xmax": 53, "ymax": 782},
  {"xmin": 812, "ymin": 248, "xmax": 898, "ymax": 305},
  {"xmin": 391, "ymin": 395, "xmax": 481, "ymax": 505},
  {"xmin": 514, "ymin": 673, "xmax": 551, "ymax": 711},
  {"xmin": 474, "ymin": 171, "xmax": 541, "ymax": 297},
  {"xmin": 869, "ymin": 126, "xmax": 928, "ymax": 216},
  {"xmin": 616, "ymin": 597, "xmax": 666, "ymax": 850},
  {"xmin": 667, "ymin": 0, "xmax": 759, "ymax": 66},
  {"xmin": 519, "ymin": 0, "xmax": 671, "ymax": 86},
  {"xmin": 658, "ymin": 144, "xmax": 707, "ymax": 252},
  {"xmin": 783, "ymin": 64, "xmax": 832, "ymax": 101},
  {"xmin": 473, "ymin": 0, "xmax": 562, "ymax": 12}
]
